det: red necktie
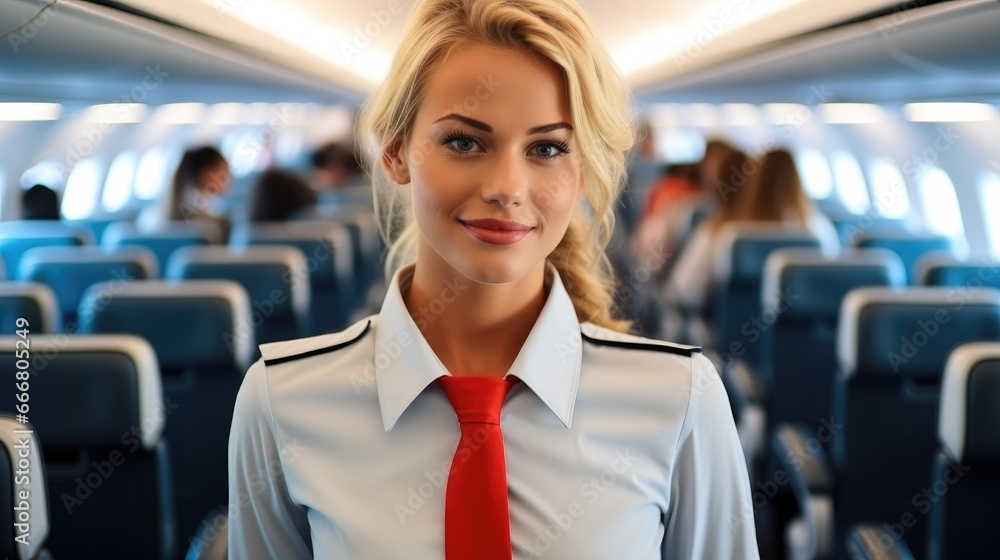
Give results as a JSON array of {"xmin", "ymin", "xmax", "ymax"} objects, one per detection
[{"xmin": 438, "ymin": 375, "xmax": 516, "ymax": 560}]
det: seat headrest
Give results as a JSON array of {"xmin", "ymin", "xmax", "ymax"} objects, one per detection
[
  {"xmin": 0, "ymin": 282, "xmax": 62, "ymax": 333},
  {"xmin": 77, "ymin": 280, "xmax": 253, "ymax": 372},
  {"xmin": 229, "ymin": 222, "xmax": 352, "ymax": 281},
  {"xmin": 18, "ymin": 246, "xmax": 159, "ymax": 279},
  {"xmin": 102, "ymin": 220, "xmax": 222, "ymax": 245},
  {"xmin": 838, "ymin": 287, "xmax": 1000, "ymax": 378},
  {"xmin": 915, "ymin": 251, "xmax": 1000, "ymax": 288},
  {"xmin": 0, "ymin": 221, "xmax": 94, "ymax": 244},
  {"xmin": 939, "ymin": 343, "xmax": 1000, "ymax": 464},
  {"xmin": 713, "ymin": 223, "xmax": 821, "ymax": 284},
  {"xmin": 762, "ymin": 248, "xmax": 906, "ymax": 319},
  {"xmin": 938, "ymin": 342, "xmax": 1000, "ymax": 465},
  {"xmin": 0, "ymin": 415, "xmax": 50, "ymax": 559},
  {"xmin": 0, "ymin": 335, "xmax": 163, "ymax": 450},
  {"xmin": 166, "ymin": 246, "xmax": 310, "ymax": 320}
]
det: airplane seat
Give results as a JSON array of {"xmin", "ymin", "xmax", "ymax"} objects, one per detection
[
  {"xmin": 67, "ymin": 218, "xmax": 128, "ymax": 243},
  {"xmin": 0, "ymin": 415, "xmax": 52, "ymax": 560},
  {"xmin": 760, "ymin": 248, "xmax": 906, "ymax": 438},
  {"xmin": 292, "ymin": 215, "xmax": 381, "ymax": 304},
  {"xmin": 712, "ymin": 224, "xmax": 821, "ymax": 378},
  {"xmin": 915, "ymin": 251, "xmax": 1000, "ymax": 289},
  {"xmin": 17, "ymin": 246, "xmax": 159, "ymax": 328},
  {"xmin": 102, "ymin": 221, "xmax": 221, "ymax": 273},
  {"xmin": 851, "ymin": 232, "xmax": 955, "ymax": 284},
  {"xmin": 0, "ymin": 283, "xmax": 62, "ymax": 335},
  {"xmin": 0, "ymin": 335, "xmax": 175, "ymax": 560},
  {"xmin": 166, "ymin": 245, "xmax": 311, "ymax": 343},
  {"xmin": 829, "ymin": 287, "xmax": 1000, "ymax": 558},
  {"xmin": 230, "ymin": 221, "xmax": 353, "ymax": 335},
  {"xmin": 0, "ymin": 221, "xmax": 93, "ymax": 279},
  {"xmin": 76, "ymin": 280, "xmax": 253, "ymax": 552},
  {"xmin": 831, "ymin": 218, "xmax": 909, "ymax": 248},
  {"xmin": 929, "ymin": 342, "xmax": 1000, "ymax": 560}
]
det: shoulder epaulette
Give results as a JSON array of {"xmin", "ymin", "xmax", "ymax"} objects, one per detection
[
  {"xmin": 262, "ymin": 319, "xmax": 371, "ymax": 366},
  {"xmin": 580, "ymin": 323, "xmax": 701, "ymax": 357}
]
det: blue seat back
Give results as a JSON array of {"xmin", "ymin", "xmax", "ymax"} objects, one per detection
[
  {"xmin": 102, "ymin": 221, "xmax": 219, "ymax": 273},
  {"xmin": 930, "ymin": 343, "xmax": 1000, "ymax": 560},
  {"xmin": 0, "ymin": 283, "xmax": 61, "ymax": 334},
  {"xmin": 230, "ymin": 221, "xmax": 353, "ymax": 334},
  {"xmin": 916, "ymin": 251, "xmax": 1000, "ymax": 290},
  {"xmin": 832, "ymin": 287, "xmax": 1000, "ymax": 555},
  {"xmin": 0, "ymin": 221, "xmax": 92, "ymax": 279},
  {"xmin": 854, "ymin": 233, "xmax": 955, "ymax": 284},
  {"xmin": 0, "ymin": 335, "xmax": 174, "ymax": 560},
  {"xmin": 17, "ymin": 246, "xmax": 158, "ymax": 328},
  {"xmin": 713, "ymin": 224, "xmax": 820, "ymax": 370},
  {"xmin": 166, "ymin": 246, "xmax": 310, "ymax": 343},
  {"xmin": 76, "ymin": 280, "xmax": 251, "ymax": 547},
  {"xmin": 761, "ymin": 248, "xmax": 905, "ymax": 433}
]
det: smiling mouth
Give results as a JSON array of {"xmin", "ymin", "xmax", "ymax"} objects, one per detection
[{"xmin": 459, "ymin": 219, "xmax": 534, "ymax": 245}]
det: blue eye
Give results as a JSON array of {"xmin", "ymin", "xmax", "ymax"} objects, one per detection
[
  {"xmin": 534, "ymin": 141, "xmax": 570, "ymax": 160},
  {"xmin": 451, "ymin": 138, "xmax": 476, "ymax": 152}
]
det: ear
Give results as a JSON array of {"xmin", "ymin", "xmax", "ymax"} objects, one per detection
[{"xmin": 380, "ymin": 136, "xmax": 410, "ymax": 185}]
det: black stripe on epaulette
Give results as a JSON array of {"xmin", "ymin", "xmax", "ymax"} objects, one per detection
[
  {"xmin": 264, "ymin": 320, "xmax": 372, "ymax": 366},
  {"xmin": 581, "ymin": 331, "xmax": 701, "ymax": 357}
]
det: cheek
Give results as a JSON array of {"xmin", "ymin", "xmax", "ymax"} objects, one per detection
[
  {"xmin": 409, "ymin": 159, "xmax": 464, "ymax": 223},
  {"xmin": 534, "ymin": 170, "xmax": 580, "ymax": 225}
]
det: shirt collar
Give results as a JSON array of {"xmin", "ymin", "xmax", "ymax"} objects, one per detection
[{"xmin": 375, "ymin": 261, "xmax": 582, "ymax": 432}]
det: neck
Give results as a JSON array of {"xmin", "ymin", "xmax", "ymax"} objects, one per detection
[{"xmin": 401, "ymin": 246, "xmax": 548, "ymax": 378}]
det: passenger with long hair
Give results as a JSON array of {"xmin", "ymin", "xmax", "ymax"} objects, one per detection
[
  {"xmin": 228, "ymin": 1, "xmax": 759, "ymax": 558},
  {"xmin": 667, "ymin": 148, "xmax": 839, "ymax": 311},
  {"xmin": 139, "ymin": 146, "xmax": 231, "ymax": 233}
]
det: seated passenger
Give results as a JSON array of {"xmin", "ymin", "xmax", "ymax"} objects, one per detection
[
  {"xmin": 139, "ymin": 146, "xmax": 231, "ymax": 234},
  {"xmin": 666, "ymin": 148, "xmax": 838, "ymax": 311},
  {"xmin": 22, "ymin": 183, "xmax": 60, "ymax": 220},
  {"xmin": 309, "ymin": 141, "xmax": 371, "ymax": 209},
  {"xmin": 248, "ymin": 168, "xmax": 317, "ymax": 222}
]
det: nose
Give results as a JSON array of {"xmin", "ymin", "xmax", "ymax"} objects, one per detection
[{"xmin": 481, "ymin": 149, "xmax": 527, "ymax": 207}]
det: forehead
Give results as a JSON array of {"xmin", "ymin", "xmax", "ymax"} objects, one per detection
[{"xmin": 418, "ymin": 44, "xmax": 572, "ymax": 127}]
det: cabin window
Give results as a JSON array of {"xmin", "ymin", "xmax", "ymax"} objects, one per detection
[
  {"xmin": 868, "ymin": 158, "xmax": 910, "ymax": 219},
  {"xmin": 134, "ymin": 148, "xmax": 171, "ymax": 200},
  {"xmin": 979, "ymin": 168, "xmax": 1000, "ymax": 256},
  {"xmin": 832, "ymin": 151, "xmax": 871, "ymax": 214},
  {"xmin": 919, "ymin": 167, "xmax": 964, "ymax": 239},
  {"xmin": 795, "ymin": 148, "xmax": 834, "ymax": 200},
  {"xmin": 61, "ymin": 157, "xmax": 103, "ymax": 220},
  {"xmin": 102, "ymin": 150, "xmax": 138, "ymax": 213},
  {"xmin": 19, "ymin": 160, "xmax": 65, "ymax": 190}
]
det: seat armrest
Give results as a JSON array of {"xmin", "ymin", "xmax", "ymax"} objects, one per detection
[{"xmin": 845, "ymin": 524, "xmax": 915, "ymax": 560}]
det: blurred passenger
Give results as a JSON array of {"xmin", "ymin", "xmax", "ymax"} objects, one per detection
[
  {"xmin": 309, "ymin": 142, "xmax": 371, "ymax": 210},
  {"xmin": 617, "ymin": 120, "xmax": 661, "ymax": 235},
  {"xmin": 631, "ymin": 139, "xmax": 738, "ymax": 281},
  {"xmin": 249, "ymin": 168, "xmax": 317, "ymax": 222},
  {"xmin": 666, "ymin": 149, "xmax": 839, "ymax": 311},
  {"xmin": 22, "ymin": 184, "xmax": 60, "ymax": 220},
  {"xmin": 139, "ymin": 146, "xmax": 231, "ymax": 235}
]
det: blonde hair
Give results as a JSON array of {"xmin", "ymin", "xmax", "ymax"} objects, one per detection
[{"xmin": 356, "ymin": 0, "xmax": 637, "ymax": 332}]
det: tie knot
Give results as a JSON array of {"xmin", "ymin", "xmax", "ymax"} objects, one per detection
[{"xmin": 438, "ymin": 376, "xmax": 514, "ymax": 425}]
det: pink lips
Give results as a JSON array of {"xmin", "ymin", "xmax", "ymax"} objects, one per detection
[{"xmin": 460, "ymin": 218, "xmax": 534, "ymax": 245}]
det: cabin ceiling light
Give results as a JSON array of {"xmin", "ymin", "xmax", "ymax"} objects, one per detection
[
  {"xmin": 0, "ymin": 103, "xmax": 62, "ymax": 121},
  {"xmin": 84, "ymin": 103, "xmax": 147, "ymax": 124},
  {"xmin": 904, "ymin": 102, "xmax": 999, "ymax": 123},
  {"xmin": 819, "ymin": 103, "xmax": 883, "ymax": 124}
]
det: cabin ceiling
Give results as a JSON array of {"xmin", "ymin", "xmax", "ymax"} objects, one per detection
[{"xmin": 0, "ymin": 0, "xmax": 995, "ymax": 105}]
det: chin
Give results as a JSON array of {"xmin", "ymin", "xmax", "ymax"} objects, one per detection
[{"xmin": 448, "ymin": 254, "xmax": 536, "ymax": 286}]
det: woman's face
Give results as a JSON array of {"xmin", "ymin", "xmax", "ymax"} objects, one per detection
[
  {"xmin": 385, "ymin": 44, "xmax": 581, "ymax": 285},
  {"xmin": 197, "ymin": 160, "xmax": 231, "ymax": 195}
]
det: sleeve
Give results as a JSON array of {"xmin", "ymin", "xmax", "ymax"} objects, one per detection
[
  {"xmin": 228, "ymin": 358, "xmax": 313, "ymax": 559},
  {"xmin": 663, "ymin": 223, "xmax": 715, "ymax": 311},
  {"xmin": 662, "ymin": 353, "xmax": 760, "ymax": 560}
]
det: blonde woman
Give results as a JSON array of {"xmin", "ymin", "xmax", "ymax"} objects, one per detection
[{"xmin": 228, "ymin": 1, "xmax": 759, "ymax": 558}]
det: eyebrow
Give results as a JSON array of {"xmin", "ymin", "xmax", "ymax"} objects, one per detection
[{"xmin": 432, "ymin": 113, "xmax": 573, "ymax": 134}]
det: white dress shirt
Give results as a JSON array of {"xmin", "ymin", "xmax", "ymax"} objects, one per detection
[{"xmin": 228, "ymin": 262, "xmax": 760, "ymax": 559}]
